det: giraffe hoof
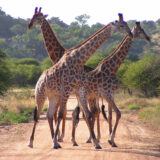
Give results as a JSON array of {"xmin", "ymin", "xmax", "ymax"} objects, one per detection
[
  {"xmin": 86, "ymin": 139, "xmax": 92, "ymax": 143},
  {"xmin": 58, "ymin": 138, "xmax": 63, "ymax": 142},
  {"xmin": 28, "ymin": 143, "xmax": 33, "ymax": 148},
  {"xmin": 95, "ymin": 145, "xmax": 102, "ymax": 149},
  {"xmin": 108, "ymin": 140, "xmax": 117, "ymax": 147},
  {"xmin": 53, "ymin": 143, "xmax": 62, "ymax": 149},
  {"xmin": 108, "ymin": 140, "xmax": 112, "ymax": 145},
  {"xmin": 112, "ymin": 142, "xmax": 117, "ymax": 147},
  {"xmin": 73, "ymin": 142, "xmax": 78, "ymax": 146}
]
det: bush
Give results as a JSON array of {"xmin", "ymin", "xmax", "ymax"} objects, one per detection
[
  {"xmin": 41, "ymin": 57, "xmax": 53, "ymax": 70},
  {"xmin": 85, "ymin": 55, "xmax": 103, "ymax": 68},
  {"xmin": 0, "ymin": 108, "xmax": 32, "ymax": 124},
  {"xmin": 0, "ymin": 50, "xmax": 12, "ymax": 94},
  {"xmin": 122, "ymin": 54, "xmax": 160, "ymax": 97},
  {"xmin": 15, "ymin": 58, "xmax": 41, "ymax": 66},
  {"xmin": 12, "ymin": 64, "xmax": 42, "ymax": 86}
]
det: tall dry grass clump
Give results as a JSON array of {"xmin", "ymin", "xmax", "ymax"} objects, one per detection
[{"xmin": 0, "ymin": 88, "xmax": 35, "ymax": 124}]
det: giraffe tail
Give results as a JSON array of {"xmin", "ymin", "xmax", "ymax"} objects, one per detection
[
  {"xmin": 101, "ymin": 104, "xmax": 108, "ymax": 122},
  {"xmin": 72, "ymin": 106, "xmax": 80, "ymax": 127},
  {"xmin": 33, "ymin": 106, "xmax": 38, "ymax": 122}
]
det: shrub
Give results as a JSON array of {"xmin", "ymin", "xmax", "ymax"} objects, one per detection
[{"xmin": 0, "ymin": 108, "xmax": 32, "ymax": 124}]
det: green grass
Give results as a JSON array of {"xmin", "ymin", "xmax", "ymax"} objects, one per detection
[
  {"xmin": 0, "ymin": 108, "xmax": 33, "ymax": 124},
  {"xmin": 126, "ymin": 105, "xmax": 140, "ymax": 110},
  {"xmin": 42, "ymin": 106, "xmax": 48, "ymax": 112}
]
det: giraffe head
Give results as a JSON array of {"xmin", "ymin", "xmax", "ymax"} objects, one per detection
[
  {"xmin": 132, "ymin": 22, "xmax": 151, "ymax": 42},
  {"xmin": 28, "ymin": 7, "xmax": 48, "ymax": 29},
  {"xmin": 110, "ymin": 13, "xmax": 133, "ymax": 38}
]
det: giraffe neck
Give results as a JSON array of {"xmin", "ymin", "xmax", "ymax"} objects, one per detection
[
  {"xmin": 98, "ymin": 36, "xmax": 133, "ymax": 75},
  {"xmin": 70, "ymin": 24, "xmax": 113, "ymax": 70},
  {"xmin": 41, "ymin": 19, "xmax": 66, "ymax": 64}
]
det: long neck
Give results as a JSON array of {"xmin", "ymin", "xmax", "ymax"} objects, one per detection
[
  {"xmin": 41, "ymin": 19, "xmax": 66, "ymax": 64},
  {"xmin": 98, "ymin": 36, "xmax": 133, "ymax": 75},
  {"xmin": 70, "ymin": 24, "xmax": 113, "ymax": 70}
]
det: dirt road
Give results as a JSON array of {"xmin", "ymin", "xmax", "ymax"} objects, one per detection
[{"xmin": 0, "ymin": 96, "xmax": 160, "ymax": 160}]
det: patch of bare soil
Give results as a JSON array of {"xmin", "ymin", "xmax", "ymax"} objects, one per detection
[{"xmin": 0, "ymin": 96, "xmax": 160, "ymax": 160}]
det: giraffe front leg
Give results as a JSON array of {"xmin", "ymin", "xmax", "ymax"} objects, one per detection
[{"xmin": 53, "ymin": 95, "xmax": 68, "ymax": 149}]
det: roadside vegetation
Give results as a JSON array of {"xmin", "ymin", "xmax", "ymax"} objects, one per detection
[
  {"xmin": 115, "ymin": 90, "xmax": 160, "ymax": 131},
  {"xmin": 0, "ymin": 88, "xmax": 35, "ymax": 124}
]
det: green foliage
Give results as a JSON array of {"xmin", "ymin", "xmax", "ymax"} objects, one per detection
[
  {"xmin": 15, "ymin": 58, "xmax": 40, "ymax": 66},
  {"xmin": 0, "ymin": 50, "xmax": 12, "ymax": 94},
  {"xmin": 85, "ymin": 55, "xmax": 103, "ymax": 68},
  {"xmin": 41, "ymin": 57, "xmax": 53, "ymax": 70},
  {"xmin": 42, "ymin": 106, "xmax": 48, "ymax": 112},
  {"xmin": 122, "ymin": 54, "xmax": 160, "ymax": 97},
  {"xmin": 75, "ymin": 14, "xmax": 90, "ymax": 26},
  {"xmin": 0, "ymin": 7, "xmax": 157, "ymax": 62},
  {"xmin": 11, "ymin": 64, "xmax": 42, "ymax": 86},
  {"xmin": 0, "ymin": 108, "xmax": 32, "ymax": 124},
  {"xmin": 117, "ymin": 60, "xmax": 132, "ymax": 85}
]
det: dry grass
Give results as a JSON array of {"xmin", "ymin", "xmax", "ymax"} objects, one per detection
[
  {"xmin": 115, "ymin": 90, "xmax": 160, "ymax": 109},
  {"xmin": 0, "ymin": 88, "xmax": 35, "ymax": 114},
  {"xmin": 0, "ymin": 88, "xmax": 35, "ymax": 124},
  {"xmin": 115, "ymin": 89, "xmax": 160, "ymax": 131}
]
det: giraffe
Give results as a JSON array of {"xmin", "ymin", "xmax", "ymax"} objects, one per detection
[
  {"xmin": 71, "ymin": 22, "xmax": 150, "ymax": 147},
  {"xmin": 28, "ymin": 11, "xmax": 132, "ymax": 149},
  {"xmin": 28, "ymin": 7, "xmax": 97, "ymax": 142}
]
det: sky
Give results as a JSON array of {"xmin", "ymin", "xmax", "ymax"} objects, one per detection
[{"xmin": 0, "ymin": 0, "xmax": 160, "ymax": 26}]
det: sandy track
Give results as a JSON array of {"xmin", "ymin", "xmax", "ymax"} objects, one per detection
[{"xmin": 0, "ymin": 96, "xmax": 160, "ymax": 160}]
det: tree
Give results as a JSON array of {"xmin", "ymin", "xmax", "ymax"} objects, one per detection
[
  {"xmin": 75, "ymin": 14, "xmax": 90, "ymax": 26},
  {"xmin": 15, "ymin": 58, "xmax": 40, "ymax": 66},
  {"xmin": 12, "ymin": 64, "xmax": 42, "ymax": 87},
  {"xmin": 0, "ymin": 50, "xmax": 11, "ymax": 94},
  {"xmin": 122, "ymin": 54, "xmax": 160, "ymax": 97}
]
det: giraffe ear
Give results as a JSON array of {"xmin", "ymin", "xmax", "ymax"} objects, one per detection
[
  {"xmin": 39, "ymin": 7, "xmax": 42, "ymax": 13},
  {"xmin": 35, "ymin": 7, "xmax": 38, "ymax": 14},
  {"xmin": 118, "ymin": 13, "xmax": 123, "ymax": 22},
  {"xmin": 44, "ymin": 14, "xmax": 48, "ymax": 18}
]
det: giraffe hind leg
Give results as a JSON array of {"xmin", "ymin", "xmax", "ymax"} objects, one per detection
[{"xmin": 28, "ymin": 106, "xmax": 38, "ymax": 148}]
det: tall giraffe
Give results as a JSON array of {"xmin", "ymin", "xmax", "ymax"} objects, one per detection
[
  {"xmin": 28, "ymin": 7, "xmax": 96, "ymax": 142},
  {"xmin": 28, "ymin": 11, "xmax": 132, "ymax": 149},
  {"xmin": 71, "ymin": 22, "xmax": 150, "ymax": 147}
]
